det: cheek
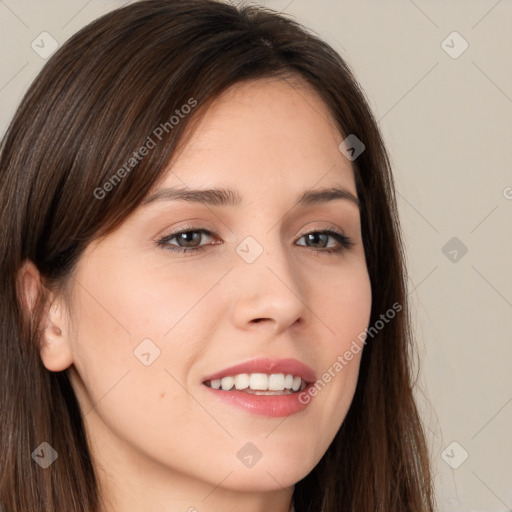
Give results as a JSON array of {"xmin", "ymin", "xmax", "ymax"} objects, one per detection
[
  {"xmin": 68, "ymin": 293, "xmax": 202, "ymax": 469},
  {"xmin": 300, "ymin": 262, "xmax": 371, "ymax": 452},
  {"xmin": 68, "ymin": 254, "xmax": 210, "ymax": 370},
  {"xmin": 319, "ymin": 259, "xmax": 372, "ymax": 349},
  {"xmin": 67, "ymin": 263, "xmax": 215, "ymax": 453}
]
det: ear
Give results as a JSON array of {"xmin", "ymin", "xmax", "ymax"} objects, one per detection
[{"xmin": 18, "ymin": 260, "xmax": 74, "ymax": 372}]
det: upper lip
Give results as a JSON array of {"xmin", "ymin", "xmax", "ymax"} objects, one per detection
[{"xmin": 202, "ymin": 357, "xmax": 317, "ymax": 384}]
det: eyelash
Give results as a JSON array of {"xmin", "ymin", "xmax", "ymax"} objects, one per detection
[{"xmin": 156, "ymin": 225, "xmax": 354, "ymax": 255}]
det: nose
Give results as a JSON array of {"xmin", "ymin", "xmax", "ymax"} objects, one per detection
[{"xmin": 229, "ymin": 238, "xmax": 309, "ymax": 335}]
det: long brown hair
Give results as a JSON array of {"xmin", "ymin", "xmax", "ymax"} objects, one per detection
[{"xmin": 0, "ymin": 1, "xmax": 435, "ymax": 510}]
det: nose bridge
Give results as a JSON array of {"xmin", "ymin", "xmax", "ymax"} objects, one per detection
[{"xmin": 230, "ymin": 230, "xmax": 307, "ymax": 330}]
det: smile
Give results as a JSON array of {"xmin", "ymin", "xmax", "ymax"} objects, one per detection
[{"xmin": 204, "ymin": 372, "xmax": 308, "ymax": 394}]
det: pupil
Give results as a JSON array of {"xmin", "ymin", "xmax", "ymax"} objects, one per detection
[
  {"xmin": 308, "ymin": 233, "xmax": 326, "ymax": 247},
  {"xmin": 180, "ymin": 232, "xmax": 200, "ymax": 247}
]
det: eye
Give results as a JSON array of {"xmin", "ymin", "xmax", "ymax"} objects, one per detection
[
  {"xmin": 296, "ymin": 229, "xmax": 353, "ymax": 254},
  {"xmin": 156, "ymin": 227, "xmax": 219, "ymax": 254},
  {"xmin": 157, "ymin": 226, "xmax": 353, "ymax": 256}
]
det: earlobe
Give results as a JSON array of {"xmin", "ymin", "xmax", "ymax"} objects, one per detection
[
  {"xmin": 18, "ymin": 260, "xmax": 74, "ymax": 372},
  {"xmin": 40, "ymin": 317, "xmax": 74, "ymax": 372}
]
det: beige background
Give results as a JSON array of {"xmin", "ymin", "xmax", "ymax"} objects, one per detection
[{"xmin": 1, "ymin": 1, "xmax": 511, "ymax": 510}]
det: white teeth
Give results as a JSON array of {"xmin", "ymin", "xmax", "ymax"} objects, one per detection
[
  {"xmin": 206, "ymin": 373, "xmax": 306, "ymax": 392},
  {"xmin": 249, "ymin": 373, "xmax": 268, "ymax": 390},
  {"xmin": 234, "ymin": 373, "xmax": 250, "ymax": 390},
  {"xmin": 268, "ymin": 373, "xmax": 285, "ymax": 391},
  {"xmin": 220, "ymin": 376, "xmax": 235, "ymax": 391}
]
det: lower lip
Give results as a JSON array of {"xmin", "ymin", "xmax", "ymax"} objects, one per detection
[{"xmin": 202, "ymin": 384, "xmax": 313, "ymax": 417}]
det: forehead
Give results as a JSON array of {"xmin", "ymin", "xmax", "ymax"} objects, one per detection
[{"xmin": 156, "ymin": 77, "xmax": 356, "ymax": 198}]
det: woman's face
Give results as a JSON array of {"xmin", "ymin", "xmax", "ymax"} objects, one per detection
[{"xmin": 53, "ymin": 78, "xmax": 372, "ymax": 504}]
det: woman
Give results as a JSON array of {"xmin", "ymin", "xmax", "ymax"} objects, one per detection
[{"xmin": 0, "ymin": 1, "xmax": 435, "ymax": 511}]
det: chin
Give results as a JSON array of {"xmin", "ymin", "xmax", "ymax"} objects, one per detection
[{"xmin": 223, "ymin": 453, "xmax": 316, "ymax": 492}]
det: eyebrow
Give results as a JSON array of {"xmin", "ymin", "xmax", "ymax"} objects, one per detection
[{"xmin": 142, "ymin": 185, "xmax": 360, "ymax": 209}]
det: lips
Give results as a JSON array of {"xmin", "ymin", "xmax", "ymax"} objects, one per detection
[
  {"xmin": 202, "ymin": 357, "xmax": 317, "ymax": 384},
  {"xmin": 201, "ymin": 357, "xmax": 317, "ymax": 417}
]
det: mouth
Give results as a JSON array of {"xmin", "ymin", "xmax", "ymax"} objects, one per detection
[
  {"xmin": 201, "ymin": 358, "xmax": 316, "ymax": 417},
  {"xmin": 203, "ymin": 372, "xmax": 309, "ymax": 395}
]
